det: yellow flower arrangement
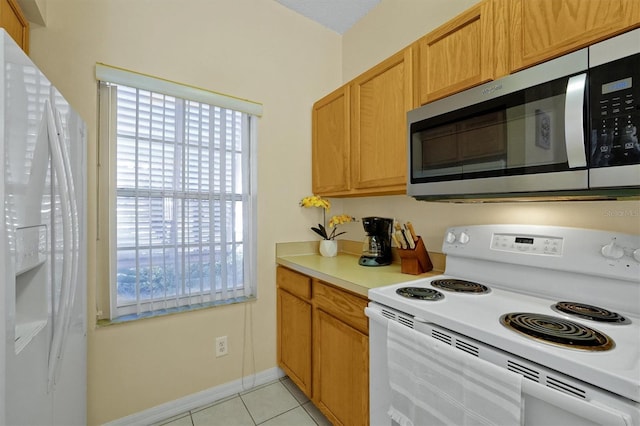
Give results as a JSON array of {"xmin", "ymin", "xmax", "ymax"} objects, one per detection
[
  {"xmin": 329, "ymin": 214, "xmax": 354, "ymax": 228},
  {"xmin": 299, "ymin": 195, "xmax": 355, "ymax": 240},
  {"xmin": 299, "ymin": 195, "xmax": 331, "ymax": 210}
]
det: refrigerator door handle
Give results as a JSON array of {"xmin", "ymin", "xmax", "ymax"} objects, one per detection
[
  {"xmin": 44, "ymin": 100, "xmax": 76, "ymax": 392},
  {"xmin": 52, "ymin": 104, "xmax": 80, "ymax": 386}
]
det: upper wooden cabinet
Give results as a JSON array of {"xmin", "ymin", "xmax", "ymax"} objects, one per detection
[
  {"xmin": 0, "ymin": 0, "xmax": 29, "ymax": 53},
  {"xmin": 510, "ymin": 0, "xmax": 640, "ymax": 71},
  {"xmin": 417, "ymin": 0, "xmax": 509, "ymax": 104},
  {"xmin": 312, "ymin": 86, "xmax": 351, "ymax": 194},
  {"xmin": 312, "ymin": 47, "xmax": 414, "ymax": 197},
  {"xmin": 351, "ymin": 47, "xmax": 413, "ymax": 194}
]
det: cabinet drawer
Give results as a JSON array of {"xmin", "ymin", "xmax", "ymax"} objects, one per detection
[
  {"xmin": 277, "ymin": 267, "xmax": 311, "ymax": 300},
  {"xmin": 313, "ymin": 281, "xmax": 368, "ymax": 334}
]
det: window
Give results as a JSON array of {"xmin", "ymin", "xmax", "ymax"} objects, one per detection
[{"xmin": 97, "ymin": 64, "xmax": 260, "ymax": 320}]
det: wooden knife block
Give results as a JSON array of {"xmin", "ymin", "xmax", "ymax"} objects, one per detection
[{"xmin": 397, "ymin": 236, "xmax": 433, "ymax": 275}]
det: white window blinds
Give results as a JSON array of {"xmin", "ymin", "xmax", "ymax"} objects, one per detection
[{"xmin": 97, "ymin": 65, "xmax": 258, "ymax": 319}]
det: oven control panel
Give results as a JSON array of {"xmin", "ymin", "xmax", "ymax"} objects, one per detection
[
  {"xmin": 490, "ymin": 233, "xmax": 564, "ymax": 256},
  {"xmin": 442, "ymin": 225, "xmax": 639, "ymax": 285}
]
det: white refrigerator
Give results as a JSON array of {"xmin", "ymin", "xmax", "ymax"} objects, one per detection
[{"xmin": 0, "ymin": 30, "xmax": 86, "ymax": 425}]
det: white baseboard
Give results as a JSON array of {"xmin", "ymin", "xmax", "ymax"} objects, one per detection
[{"xmin": 104, "ymin": 367, "xmax": 285, "ymax": 426}]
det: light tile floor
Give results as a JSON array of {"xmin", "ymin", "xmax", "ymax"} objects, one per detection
[{"xmin": 159, "ymin": 377, "xmax": 332, "ymax": 426}]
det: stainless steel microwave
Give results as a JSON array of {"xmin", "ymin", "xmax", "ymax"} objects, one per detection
[{"xmin": 407, "ymin": 29, "xmax": 640, "ymax": 201}]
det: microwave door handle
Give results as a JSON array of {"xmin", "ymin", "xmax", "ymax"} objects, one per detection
[{"xmin": 564, "ymin": 73, "xmax": 587, "ymax": 168}]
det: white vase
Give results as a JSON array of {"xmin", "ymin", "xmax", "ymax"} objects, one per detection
[{"xmin": 319, "ymin": 240, "xmax": 338, "ymax": 257}]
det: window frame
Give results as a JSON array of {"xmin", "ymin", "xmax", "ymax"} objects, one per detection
[{"xmin": 96, "ymin": 64, "xmax": 260, "ymax": 322}]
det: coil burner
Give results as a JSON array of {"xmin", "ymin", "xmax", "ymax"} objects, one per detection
[
  {"xmin": 500, "ymin": 312, "xmax": 614, "ymax": 351},
  {"xmin": 396, "ymin": 287, "xmax": 444, "ymax": 301},
  {"xmin": 552, "ymin": 301, "xmax": 631, "ymax": 324},
  {"xmin": 431, "ymin": 279, "xmax": 490, "ymax": 294}
]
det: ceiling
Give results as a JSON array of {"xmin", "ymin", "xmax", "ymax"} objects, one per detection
[{"xmin": 274, "ymin": 0, "xmax": 382, "ymax": 34}]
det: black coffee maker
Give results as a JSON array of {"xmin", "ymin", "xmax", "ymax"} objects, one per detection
[{"xmin": 359, "ymin": 217, "xmax": 393, "ymax": 266}]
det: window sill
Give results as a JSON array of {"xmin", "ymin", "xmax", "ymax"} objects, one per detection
[{"xmin": 96, "ymin": 295, "xmax": 256, "ymax": 327}]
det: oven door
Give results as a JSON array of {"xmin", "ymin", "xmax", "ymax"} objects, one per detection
[{"xmin": 366, "ymin": 305, "xmax": 636, "ymax": 426}]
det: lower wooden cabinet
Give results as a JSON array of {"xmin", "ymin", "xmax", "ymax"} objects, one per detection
[
  {"xmin": 276, "ymin": 267, "xmax": 312, "ymax": 396},
  {"xmin": 314, "ymin": 309, "xmax": 369, "ymax": 426},
  {"xmin": 276, "ymin": 266, "xmax": 370, "ymax": 425}
]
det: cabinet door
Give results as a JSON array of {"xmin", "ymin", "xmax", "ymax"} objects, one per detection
[
  {"xmin": 510, "ymin": 0, "xmax": 640, "ymax": 71},
  {"xmin": 277, "ymin": 289, "xmax": 312, "ymax": 397},
  {"xmin": 351, "ymin": 48, "xmax": 413, "ymax": 194},
  {"xmin": 418, "ymin": 0, "xmax": 506, "ymax": 104},
  {"xmin": 0, "ymin": 0, "xmax": 29, "ymax": 53},
  {"xmin": 313, "ymin": 309, "xmax": 369, "ymax": 426},
  {"xmin": 312, "ymin": 85, "xmax": 351, "ymax": 195}
]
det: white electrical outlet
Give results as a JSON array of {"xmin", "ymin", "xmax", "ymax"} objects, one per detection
[{"xmin": 215, "ymin": 336, "xmax": 228, "ymax": 357}]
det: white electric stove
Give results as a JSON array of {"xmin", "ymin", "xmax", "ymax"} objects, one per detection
[{"xmin": 367, "ymin": 224, "xmax": 640, "ymax": 426}]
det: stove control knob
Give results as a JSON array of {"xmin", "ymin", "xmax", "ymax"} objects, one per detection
[
  {"xmin": 633, "ymin": 248, "xmax": 640, "ymax": 263},
  {"xmin": 601, "ymin": 239, "xmax": 625, "ymax": 259},
  {"xmin": 458, "ymin": 232, "xmax": 470, "ymax": 244},
  {"xmin": 445, "ymin": 231, "xmax": 457, "ymax": 244}
]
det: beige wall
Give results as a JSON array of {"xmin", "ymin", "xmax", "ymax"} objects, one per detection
[
  {"xmin": 28, "ymin": 0, "xmax": 342, "ymax": 424},
  {"xmin": 25, "ymin": 0, "xmax": 640, "ymax": 424}
]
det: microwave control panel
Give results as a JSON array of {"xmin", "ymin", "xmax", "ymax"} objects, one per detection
[{"xmin": 590, "ymin": 53, "xmax": 639, "ymax": 167}]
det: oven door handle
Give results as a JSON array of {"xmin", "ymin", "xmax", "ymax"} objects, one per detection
[{"xmin": 523, "ymin": 380, "xmax": 632, "ymax": 426}]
